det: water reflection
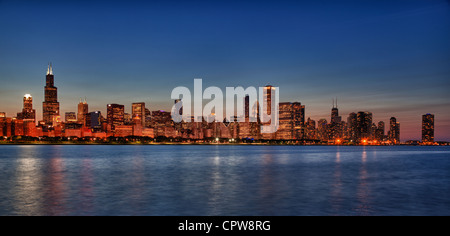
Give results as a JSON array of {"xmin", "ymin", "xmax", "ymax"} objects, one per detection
[
  {"xmin": 2, "ymin": 145, "xmax": 449, "ymax": 216},
  {"xmin": 355, "ymin": 147, "xmax": 371, "ymax": 215},
  {"xmin": 79, "ymin": 158, "xmax": 94, "ymax": 215},
  {"xmin": 259, "ymin": 151, "xmax": 277, "ymax": 215},
  {"xmin": 12, "ymin": 147, "xmax": 43, "ymax": 215},
  {"xmin": 206, "ymin": 152, "xmax": 222, "ymax": 215},
  {"xmin": 129, "ymin": 147, "xmax": 146, "ymax": 214},
  {"xmin": 43, "ymin": 146, "xmax": 67, "ymax": 215},
  {"xmin": 330, "ymin": 148, "xmax": 342, "ymax": 215}
]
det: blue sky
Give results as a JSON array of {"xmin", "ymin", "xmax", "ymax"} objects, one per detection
[{"xmin": 0, "ymin": 0, "xmax": 449, "ymax": 141}]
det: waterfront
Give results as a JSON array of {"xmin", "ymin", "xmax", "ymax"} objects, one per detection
[{"xmin": 0, "ymin": 145, "xmax": 449, "ymax": 216}]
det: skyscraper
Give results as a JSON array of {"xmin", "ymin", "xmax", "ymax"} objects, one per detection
[
  {"xmin": 317, "ymin": 119, "xmax": 328, "ymax": 142},
  {"xmin": 88, "ymin": 111, "xmax": 102, "ymax": 129},
  {"xmin": 261, "ymin": 85, "xmax": 277, "ymax": 139},
  {"xmin": 389, "ymin": 117, "xmax": 400, "ymax": 144},
  {"xmin": 305, "ymin": 117, "xmax": 316, "ymax": 140},
  {"xmin": 277, "ymin": 102, "xmax": 294, "ymax": 139},
  {"xmin": 330, "ymin": 98, "xmax": 342, "ymax": 140},
  {"xmin": 375, "ymin": 121, "xmax": 385, "ymax": 142},
  {"xmin": 107, "ymin": 104, "xmax": 124, "ymax": 130},
  {"xmin": 262, "ymin": 85, "xmax": 275, "ymax": 116},
  {"xmin": 132, "ymin": 102, "xmax": 146, "ymax": 126},
  {"xmin": 356, "ymin": 111, "xmax": 372, "ymax": 142},
  {"xmin": 42, "ymin": 63, "xmax": 60, "ymax": 126},
  {"xmin": 277, "ymin": 102, "xmax": 305, "ymax": 140},
  {"xmin": 422, "ymin": 114, "xmax": 434, "ymax": 143},
  {"xmin": 292, "ymin": 102, "xmax": 305, "ymax": 139},
  {"xmin": 77, "ymin": 98, "xmax": 89, "ymax": 126},
  {"xmin": 244, "ymin": 95, "xmax": 249, "ymax": 121},
  {"xmin": 17, "ymin": 94, "xmax": 36, "ymax": 123},
  {"xmin": 347, "ymin": 112, "xmax": 357, "ymax": 142},
  {"xmin": 331, "ymin": 98, "xmax": 341, "ymax": 124},
  {"xmin": 244, "ymin": 95, "xmax": 260, "ymax": 123}
]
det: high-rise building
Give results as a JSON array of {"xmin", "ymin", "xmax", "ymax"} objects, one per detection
[
  {"xmin": 145, "ymin": 108, "xmax": 151, "ymax": 127},
  {"xmin": 42, "ymin": 63, "xmax": 60, "ymax": 126},
  {"xmin": 331, "ymin": 98, "xmax": 341, "ymax": 124},
  {"xmin": 347, "ymin": 112, "xmax": 357, "ymax": 142},
  {"xmin": 77, "ymin": 98, "xmax": 89, "ymax": 125},
  {"xmin": 375, "ymin": 121, "xmax": 385, "ymax": 142},
  {"xmin": 262, "ymin": 85, "xmax": 276, "ymax": 117},
  {"xmin": 65, "ymin": 112, "xmax": 77, "ymax": 123},
  {"xmin": 174, "ymin": 99, "xmax": 182, "ymax": 116},
  {"xmin": 389, "ymin": 117, "xmax": 400, "ymax": 144},
  {"xmin": 422, "ymin": 114, "xmax": 434, "ymax": 143},
  {"xmin": 244, "ymin": 95, "xmax": 249, "ymax": 121},
  {"xmin": 305, "ymin": 117, "xmax": 316, "ymax": 140},
  {"xmin": 132, "ymin": 102, "xmax": 146, "ymax": 126},
  {"xmin": 292, "ymin": 102, "xmax": 305, "ymax": 139},
  {"xmin": 276, "ymin": 102, "xmax": 304, "ymax": 140},
  {"xmin": 88, "ymin": 111, "xmax": 102, "ymax": 129},
  {"xmin": 330, "ymin": 98, "xmax": 342, "ymax": 140},
  {"xmin": 277, "ymin": 102, "xmax": 294, "ymax": 139},
  {"xmin": 107, "ymin": 104, "xmax": 124, "ymax": 130},
  {"xmin": 356, "ymin": 111, "xmax": 372, "ymax": 142},
  {"xmin": 17, "ymin": 94, "xmax": 36, "ymax": 123},
  {"xmin": 261, "ymin": 85, "xmax": 277, "ymax": 139},
  {"xmin": 317, "ymin": 119, "xmax": 328, "ymax": 142},
  {"xmin": 244, "ymin": 95, "xmax": 260, "ymax": 123}
]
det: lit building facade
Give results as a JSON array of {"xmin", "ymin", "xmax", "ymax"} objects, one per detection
[
  {"xmin": 42, "ymin": 63, "xmax": 60, "ymax": 126},
  {"xmin": 107, "ymin": 104, "xmax": 124, "ymax": 130},
  {"xmin": 77, "ymin": 98, "xmax": 89, "ymax": 125},
  {"xmin": 65, "ymin": 112, "xmax": 77, "ymax": 123},
  {"xmin": 356, "ymin": 111, "xmax": 372, "ymax": 142},
  {"xmin": 132, "ymin": 102, "xmax": 146, "ymax": 126},
  {"xmin": 389, "ymin": 117, "xmax": 400, "ymax": 144},
  {"xmin": 422, "ymin": 113, "xmax": 434, "ymax": 143},
  {"xmin": 17, "ymin": 94, "xmax": 36, "ymax": 123}
]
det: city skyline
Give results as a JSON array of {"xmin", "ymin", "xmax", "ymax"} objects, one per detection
[
  {"xmin": 0, "ymin": 64, "xmax": 443, "ymax": 144},
  {"xmin": 0, "ymin": 0, "xmax": 449, "ymax": 141}
]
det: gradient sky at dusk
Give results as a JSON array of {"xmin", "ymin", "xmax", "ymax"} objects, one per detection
[{"xmin": 0, "ymin": 0, "xmax": 449, "ymax": 141}]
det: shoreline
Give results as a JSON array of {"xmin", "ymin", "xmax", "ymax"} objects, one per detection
[{"xmin": 0, "ymin": 141, "xmax": 446, "ymax": 146}]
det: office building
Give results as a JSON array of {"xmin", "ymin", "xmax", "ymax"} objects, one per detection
[
  {"xmin": 132, "ymin": 102, "xmax": 146, "ymax": 126},
  {"xmin": 17, "ymin": 94, "xmax": 36, "ymax": 123},
  {"xmin": 77, "ymin": 98, "xmax": 89, "ymax": 125},
  {"xmin": 422, "ymin": 113, "xmax": 434, "ymax": 143},
  {"xmin": 42, "ymin": 63, "xmax": 60, "ymax": 126},
  {"xmin": 107, "ymin": 104, "xmax": 124, "ymax": 130},
  {"xmin": 389, "ymin": 117, "xmax": 400, "ymax": 144}
]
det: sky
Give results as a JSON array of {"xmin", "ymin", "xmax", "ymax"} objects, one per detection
[{"xmin": 0, "ymin": 0, "xmax": 449, "ymax": 141}]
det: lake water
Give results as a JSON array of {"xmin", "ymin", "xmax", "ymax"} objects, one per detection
[{"xmin": 0, "ymin": 145, "xmax": 449, "ymax": 216}]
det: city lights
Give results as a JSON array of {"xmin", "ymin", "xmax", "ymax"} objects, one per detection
[{"xmin": 0, "ymin": 64, "xmax": 443, "ymax": 145}]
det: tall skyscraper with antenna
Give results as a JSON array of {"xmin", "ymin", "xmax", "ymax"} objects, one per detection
[
  {"xmin": 331, "ymin": 98, "xmax": 341, "ymax": 124},
  {"xmin": 42, "ymin": 63, "xmax": 60, "ymax": 126},
  {"xmin": 330, "ymin": 98, "xmax": 342, "ymax": 141}
]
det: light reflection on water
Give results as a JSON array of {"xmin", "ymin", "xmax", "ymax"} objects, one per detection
[{"xmin": 0, "ymin": 145, "xmax": 449, "ymax": 216}]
